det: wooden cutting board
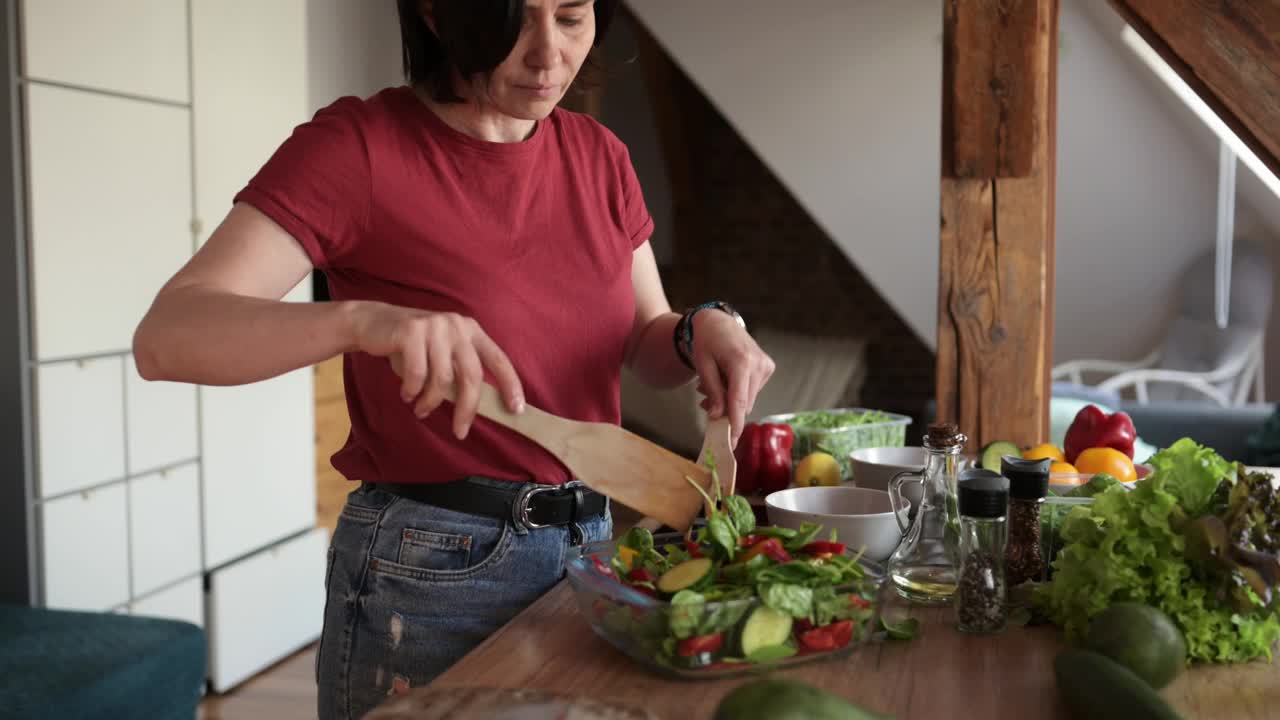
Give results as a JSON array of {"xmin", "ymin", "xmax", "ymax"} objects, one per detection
[{"xmin": 364, "ymin": 686, "xmax": 661, "ymax": 720}]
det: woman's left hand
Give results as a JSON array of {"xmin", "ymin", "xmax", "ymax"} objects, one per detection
[{"xmin": 690, "ymin": 311, "xmax": 775, "ymax": 447}]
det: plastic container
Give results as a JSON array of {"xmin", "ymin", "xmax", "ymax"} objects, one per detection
[
  {"xmin": 761, "ymin": 408, "xmax": 912, "ymax": 482},
  {"xmin": 564, "ymin": 532, "xmax": 886, "ymax": 680},
  {"xmin": 1048, "ymin": 464, "xmax": 1151, "ymax": 494},
  {"xmin": 1040, "ymin": 495, "xmax": 1097, "ymax": 580}
]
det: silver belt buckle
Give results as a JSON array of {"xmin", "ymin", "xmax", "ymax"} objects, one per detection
[{"xmin": 516, "ymin": 480, "xmax": 585, "ymax": 530}]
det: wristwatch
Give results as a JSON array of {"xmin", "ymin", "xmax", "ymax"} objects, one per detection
[{"xmin": 673, "ymin": 301, "xmax": 746, "ymax": 370}]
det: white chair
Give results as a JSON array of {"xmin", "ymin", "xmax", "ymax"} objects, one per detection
[{"xmin": 1052, "ymin": 240, "xmax": 1273, "ymax": 407}]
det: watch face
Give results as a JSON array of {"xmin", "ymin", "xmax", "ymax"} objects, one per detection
[{"xmin": 715, "ymin": 302, "xmax": 746, "ymax": 329}]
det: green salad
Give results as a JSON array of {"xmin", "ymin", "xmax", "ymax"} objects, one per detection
[
  {"xmin": 1035, "ymin": 439, "xmax": 1280, "ymax": 664},
  {"xmin": 585, "ymin": 468, "xmax": 879, "ymax": 672}
]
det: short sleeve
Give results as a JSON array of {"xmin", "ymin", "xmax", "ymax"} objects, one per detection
[
  {"xmin": 613, "ymin": 141, "xmax": 654, "ymax": 250},
  {"xmin": 233, "ymin": 97, "xmax": 371, "ymax": 269}
]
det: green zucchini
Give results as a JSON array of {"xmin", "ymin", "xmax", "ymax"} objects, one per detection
[
  {"xmin": 739, "ymin": 606, "xmax": 793, "ymax": 657},
  {"xmin": 657, "ymin": 557, "xmax": 714, "ymax": 594},
  {"xmin": 1054, "ymin": 649, "xmax": 1184, "ymax": 720},
  {"xmin": 980, "ymin": 441, "xmax": 1020, "ymax": 472}
]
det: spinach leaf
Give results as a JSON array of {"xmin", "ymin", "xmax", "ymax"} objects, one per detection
[
  {"xmin": 880, "ymin": 616, "xmax": 920, "ymax": 640},
  {"xmin": 708, "ymin": 514, "xmax": 739, "ymax": 561},
  {"xmin": 670, "ymin": 590, "xmax": 705, "ymax": 605},
  {"xmin": 719, "ymin": 554, "xmax": 770, "ymax": 586},
  {"xmin": 667, "ymin": 590, "xmax": 705, "ymax": 640},
  {"xmin": 745, "ymin": 644, "xmax": 798, "ymax": 663},
  {"xmin": 618, "ymin": 526, "xmax": 654, "ymax": 553},
  {"xmin": 698, "ymin": 602, "xmax": 749, "ymax": 636},
  {"xmin": 752, "ymin": 526, "xmax": 799, "ymax": 541},
  {"xmin": 725, "ymin": 495, "xmax": 757, "ymax": 536},
  {"xmin": 760, "ymin": 583, "xmax": 814, "ymax": 619},
  {"xmin": 663, "ymin": 543, "xmax": 691, "ymax": 566},
  {"xmin": 812, "ymin": 586, "xmax": 872, "ymax": 626},
  {"xmin": 784, "ymin": 521, "xmax": 824, "ymax": 552},
  {"xmin": 755, "ymin": 560, "xmax": 842, "ymax": 588}
]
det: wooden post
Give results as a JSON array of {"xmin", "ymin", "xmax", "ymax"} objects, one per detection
[{"xmin": 936, "ymin": 0, "xmax": 1058, "ymax": 450}]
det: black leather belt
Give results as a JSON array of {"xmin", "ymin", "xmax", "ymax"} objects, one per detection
[{"xmin": 375, "ymin": 477, "xmax": 607, "ymax": 529}]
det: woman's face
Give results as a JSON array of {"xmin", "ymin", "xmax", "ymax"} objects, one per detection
[{"xmin": 483, "ymin": 0, "xmax": 596, "ymax": 120}]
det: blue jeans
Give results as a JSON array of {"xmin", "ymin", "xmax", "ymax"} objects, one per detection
[{"xmin": 315, "ymin": 481, "xmax": 612, "ymax": 720}]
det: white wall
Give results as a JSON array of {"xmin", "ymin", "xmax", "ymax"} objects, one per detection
[
  {"xmin": 306, "ymin": 0, "xmax": 402, "ymax": 112},
  {"xmin": 1055, "ymin": 0, "xmax": 1218, "ymax": 363},
  {"xmin": 626, "ymin": 0, "xmax": 1278, "ymax": 401},
  {"xmin": 626, "ymin": 0, "xmax": 942, "ymax": 348}
]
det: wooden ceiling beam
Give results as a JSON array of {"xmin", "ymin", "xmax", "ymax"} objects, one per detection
[{"xmin": 1108, "ymin": 0, "xmax": 1280, "ymax": 180}]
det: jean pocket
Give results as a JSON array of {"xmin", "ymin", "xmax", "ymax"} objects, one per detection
[
  {"xmin": 372, "ymin": 519, "xmax": 513, "ymax": 583},
  {"xmin": 397, "ymin": 528, "xmax": 473, "ymax": 572}
]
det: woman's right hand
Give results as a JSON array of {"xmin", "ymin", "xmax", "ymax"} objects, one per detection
[{"xmin": 349, "ymin": 301, "xmax": 524, "ymax": 439}]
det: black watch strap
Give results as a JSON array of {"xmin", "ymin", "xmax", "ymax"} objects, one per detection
[{"xmin": 673, "ymin": 301, "xmax": 744, "ymax": 370}]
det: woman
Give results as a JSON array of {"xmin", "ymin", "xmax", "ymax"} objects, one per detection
[{"xmin": 134, "ymin": 0, "xmax": 773, "ymax": 716}]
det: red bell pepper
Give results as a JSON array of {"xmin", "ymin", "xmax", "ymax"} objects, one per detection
[
  {"xmin": 626, "ymin": 568, "xmax": 656, "ymax": 584},
  {"xmin": 801, "ymin": 541, "xmax": 847, "ymax": 556},
  {"xmin": 591, "ymin": 555, "xmax": 616, "ymax": 580},
  {"xmin": 683, "ymin": 538, "xmax": 705, "ymax": 559},
  {"xmin": 733, "ymin": 422, "xmax": 795, "ymax": 494},
  {"xmin": 1063, "ymin": 404, "xmax": 1137, "ymax": 463},
  {"xmin": 797, "ymin": 619, "xmax": 855, "ymax": 653},
  {"xmin": 676, "ymin": 632, "xmax": 724, "ymax": 657},
  {"xmin": 736, "ymin": 537, "xmax": 793, "ymax": 565}
]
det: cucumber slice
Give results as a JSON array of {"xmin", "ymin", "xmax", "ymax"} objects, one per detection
[
  {"xmin": 980, "ymin": 441, "xmax": 1020, "ymax": 472},
  {"xmin": 739, "ymin": 606, "xmax": 793, "ymax": 657},
  {"xmin": 657, "ymin": 558, "xmax": 714, "ymax": 594}
]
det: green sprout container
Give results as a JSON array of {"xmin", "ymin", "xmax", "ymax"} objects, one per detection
[{"xmin": 761, "ymin": 408, "xmax": 912, "ymax": 482}]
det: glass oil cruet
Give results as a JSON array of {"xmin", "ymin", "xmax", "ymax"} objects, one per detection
[{"xmin": 887, "ymin": 422, "xmax": 967, "ymax": 603}]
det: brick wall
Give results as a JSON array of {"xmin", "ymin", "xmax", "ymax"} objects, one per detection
[{"xmin": 655, "ymin": 63, "xmax": 936, "ymax": 433}]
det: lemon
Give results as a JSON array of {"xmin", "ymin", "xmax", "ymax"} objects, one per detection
[
  {"xmin": 794, "ymin": 452, "xmax": 842, "ymax": 488},
  {"xmin": 1022, "ymin": 443, "xmax": 1066, "ymax": 463}
]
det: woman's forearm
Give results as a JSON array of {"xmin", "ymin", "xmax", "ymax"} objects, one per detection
[
  {"xmin": 624, "ymin": 311, "xmax": 696, "ymax": 389},
  {"xmin": 133, "ymin": 286, "xmax": 361, "ymax": 385}
]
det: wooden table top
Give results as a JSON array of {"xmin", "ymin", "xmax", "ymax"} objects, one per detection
[{"xmin": 428, "ymin": 580, "xmax": 1279, "ymax": 720}]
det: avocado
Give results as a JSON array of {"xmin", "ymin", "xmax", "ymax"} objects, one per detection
[
  {"xmin": 1054, "ymin": 649, "xmax": 1184, "ymax": 720},
  {"xmin": 714, "ymin": 678, "xmax": 893, "ymax": 720},
  {"xmin": 1085, "ymin": 603, "xmax": 1187, "ymax": 689}
]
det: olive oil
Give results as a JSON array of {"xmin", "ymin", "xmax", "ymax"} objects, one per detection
[{"xmin": 890, "ymin": 568, "xmax": 958, "ymax": 604}]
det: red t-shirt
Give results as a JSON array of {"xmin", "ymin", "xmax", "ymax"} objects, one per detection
[{"xmin": 235, "ymin": 86, "xmax": 654, "ymax": 486}]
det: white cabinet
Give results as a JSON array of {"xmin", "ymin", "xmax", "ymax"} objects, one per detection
[
  {"xmin": 207, "ymin": 528, "xmax": 327, "ymax": 692},
  {"xmin": 201, "ymin": 370, "xmax": 315, "ymax": 569},
  {"xmin": 131, "ymin": 577, "xmax": 205, "ymax": 629},
  {"xmin": 36, "ymin": 358, "xmax": 125, "ymax": 498},
  {"xmin": 191, "ymin": 0, "xmax": 308, "ymax": 250},
  {"xmin": 26, "ymin": 83, "xmax": 192, "ymax": 360},
  {"xmin": 11, "ymin": 0, "xmax": 322, "ymax": 694},
  {"xmin": 130, "ymin": 463, "xmax": 202, "ymax": 597},
  {"xmin": 41, "ymin": 484, "xmax": 130, "ymax": 611},
  {"xmin": 126, "ymin": 359, "xmax": 199, "ymax": 474},
  {"xmin": 21, "ymin": 0, "xmax": 190, "ymax": 103}
]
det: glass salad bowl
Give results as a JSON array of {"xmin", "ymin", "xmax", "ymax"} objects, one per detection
[{"xmin": 563, "ymin": 531, "xmax": 886, "ymax": 680}]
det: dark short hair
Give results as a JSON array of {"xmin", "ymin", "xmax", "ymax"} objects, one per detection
[{"xmin": 398, "ymin": 0, "xmax": 617, "ymax": 103}]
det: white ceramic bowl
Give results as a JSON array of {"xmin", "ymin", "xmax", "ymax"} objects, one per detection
[
  {"xmin": 765, "ymin": 486, "xmax": 909, "ymax": 563},
  {"xmin": 848, "ymin": 446, "xmax": 930, "ymax": 508}
]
